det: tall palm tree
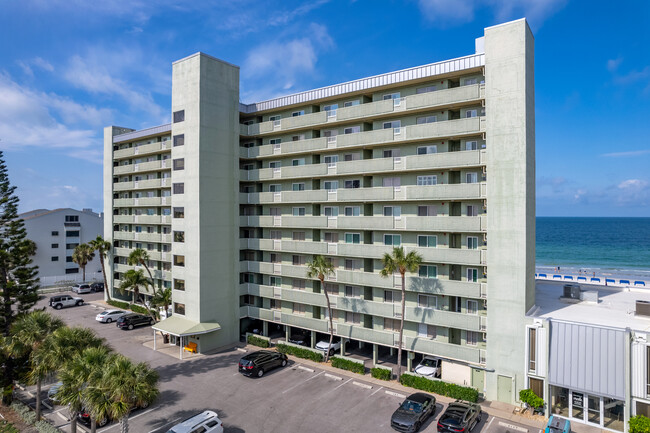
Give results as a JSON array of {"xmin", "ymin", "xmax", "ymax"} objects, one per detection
[
  {"xmin": 101, "ymin": 354, "xmax": 159, "ymax": 433},
  {"xmin": 306, "ymin": 255, "xmax": 336, "ymax": 362},
  {"xmin": 89, "ymin": 236, "xmax": 112, "ymax": 301},
  {"xmin": 151, "ymin": 287, "xmax": 172, "ymax": 319},
  {"xmin": 127, "ymin": 248, "xmax": 156, "ymax": 298},
  {"xmin": 118, "ymin": 269, "xmax": 148, "ymax": 305},
  {"xmin": 72, "ymin": 243, "xmax": 95, "ymax": 282},
  {"xmin": 380, "ymin": 246, "xmax": 422, "ymax": 380},
  {"xmin": 7, "ymin": 311, "xmax": 64, "ymax": 420},
  {"xmin": 58, "ymin": 346, "xmax": 112, "ymax": 433}
]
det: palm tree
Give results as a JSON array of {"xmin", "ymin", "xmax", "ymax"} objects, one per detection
[
  {"xmin": 118, "ymin": 269, "xmax": 148, "ymax": 305},
  {"xmin": 306, "ymin": 255, "xmax": 336, "ymax": 362},
  {"xmin": 380, "ymin": 246, "xmax": 422, "ymax": 380},
  {"xmin": 89, "ymin": 236, "xmax": 112, "ymax": 301},
  {"xmin": 100, "ymin": 354, "xmax": 159, "ymax": 433},
  {"xmin": 127, "ymin": 248, "xmax": 156, "ymax": 298},
  {"xmin": 58, "ymin": 346, "xmax": 112, "ymax": 433},
  {"xmin": 72, "ymin": 243, "xmax": 95, "ymax": 282},
  {"xmin": 7, "ymin": 311, "xmax": 64, "ymax": 420},
  {"xmin": 151, "ymin": 287, "xmax": 172, "ymax": 319}
]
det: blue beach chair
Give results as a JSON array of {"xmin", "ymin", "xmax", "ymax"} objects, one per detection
[
  {"xmin": 591, "ymin": 278, "xmax": 600, "ymax": 282},
  {"xmin": 635, "ymin": 281, "xmax": 645, "ymax": 286},
  {"xmin": 606, "ymin": 278, "xmax": 615, "ymax": 284},
  {"xmin": 563, "ymin": 276, "xmax": 573, "ymax": 280},
  {"xmin": 553, "ymin": 275, "xmax": 561, "ymax": 279},
  {"xmin": 538, "ymin": 273, "xmax": 547, "ymax": 278},
  {"xmin": 619, "ymin": 279, "xmax": 630, "ymax": 285},
  {"xmin": 577, "ymin": 277, "xmax": 586, "ymax": 281}
]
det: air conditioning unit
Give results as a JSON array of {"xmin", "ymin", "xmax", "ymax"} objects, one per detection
[{"xmin": 563, "ymin": 284, "xmax": 581, "ymax": 300}]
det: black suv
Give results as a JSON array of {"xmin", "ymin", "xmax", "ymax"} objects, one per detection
[
  {"xmin": 116, "ymin": 313, "xmax": 154, "ymax": 330},
  {"xmin": 288, "ymin": 330, "xmax": 310, "ymax": 346},
  {"xmin": 437, "ymin": 401, "xmax": 483, "ymax": 433},
  {"xmin": 238, "ymin": 350, "xmax": 288, "ymax": 377},
  {"xmin": 90, "ymin": 282, "xmax": 104, "ymax": 292}
]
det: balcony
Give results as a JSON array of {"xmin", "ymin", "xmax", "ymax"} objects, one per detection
[
  {"xmin": 113, "ymin": 197, "xmax": 170, "ymax": 207},
  {"xmin": 113, "ymin": 140, "xmax": 171, "ymax": 159},
  {"xmin": 113, "ymin": 231, "xmax": 171, "ymax": 243},
  {"xmin": 403, "ymin": 335, "xmax": 482, "ymax": 364},
  {"xmin": 112, "ymin": 215, "xmax": 171, "ymax": 225},
  {"xmin": 336, "ymin": 323, "xmax": 395, "ymax": 346},
  {"xmin": 113, "ymin": 159, "xmax": 170, "ymax": 175},
  {"xmin": 240, "ymin": 84, "xmax": 483, "ymax": 137},
  {"xmin": 112, "ymin": 265, "xmax": 171, "ymax": 281},
  {"xmin": 113, "ymin": 178, "xmax": 170, "ymax": 192},
  {"xmin": 240, "ymin": 215, "xmax": 329, "ymax": 229}
]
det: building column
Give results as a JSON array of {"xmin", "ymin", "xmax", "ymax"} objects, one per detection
[
  {"xmin": 285, "ymin": 326, "xmax": 290, "ymax": 342},
  {"xmin": 359, "ymin": 341, "xmax": 364, "ymax": 349},
  {"xmin": 624, "ymin": 328, "xmax": 631, "ymax": 433},
  {"xmin": 311, "ymin": 331, "xmax": 316, "ymax": 348},
  {"xmin": 390, "ymin": 347, "xmax": 394, "ymax": 357},
  {"xmin": 373, "ymin": 344, "xmax": 378, "ymax": 366},
  {"xmin": 262, "ymin": 321, "xmax": 268, "ymax": 337},
  {"xmin": 340, "ymin": 338, "xmax": 346, "ymax": 356},
  {"xmin": 407, "ymin": 351, "xmax": 414, "ymax": 373}
]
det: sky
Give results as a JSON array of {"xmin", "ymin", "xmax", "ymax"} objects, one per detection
[{"xmin": 0, "ymin": 0, "xmax": 648, "ymax": 217}]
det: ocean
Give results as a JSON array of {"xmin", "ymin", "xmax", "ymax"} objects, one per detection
[{"xmin": 535, "ymin": 217, "xmax": 650, "ymax": 281}]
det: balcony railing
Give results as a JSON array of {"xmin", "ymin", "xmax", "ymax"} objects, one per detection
[
  {"xmin": 113, "ymin": 140, "xmax": 171, "ymax": 159},
  {"xmin": 113, "ymin": 159, "xmax": 170, "ymax": 175}
]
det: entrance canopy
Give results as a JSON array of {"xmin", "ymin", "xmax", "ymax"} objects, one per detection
[{"xmin": 152, "ymin": 315, "xmax": 221, "ymax": 337}]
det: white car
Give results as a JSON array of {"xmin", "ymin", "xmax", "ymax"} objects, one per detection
[
  {"xmin": 71, "ymin": 283, "xmax": 92, "ymax": 294},
  {"xmin": 315, "ymin": 339, "xmax": 341, "ymax": 356},
  {"xmin": 95, "ymin": 309, "xmax": 127, "ymax": 323},
  {"xmin": 414, "ymin": 356, "xmax": 442, "ymax": 378},
  {"xmin": 167, "ymin": 410, "xmax": 223, "ymax": 433}
]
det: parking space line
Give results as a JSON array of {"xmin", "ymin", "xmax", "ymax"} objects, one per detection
[
  {"xmin": 370, "ymin": 386, "xmax": 384, "ymax": 397},
  {"xmin": 323, "ymin": 377, "xmax": 352, "ymax": 395},
  {"xmin": 498, "ymin": 421, "xmax": 528, "ymax": 433},
  {"xmin": 57, "ymin": 412, "xmax": 68, "ymax": 421},
  {"xmin": 486, "ymin": 416, "xmax": 495, "ymax": 432},
  {"xmin": 385, "ymin": 390, "xmax": 406, "ymax": 399},
  {"xmin": 324, "ymin": 373, "xmax": 343, "ymax": 381},
  {"xmin": 282, "ymin": 370, "xmax": 324, "ymax": 394},
  {"xmin": 298, "ymin": 365, "xmax": 314, "ymax": 372},
  {"xmin": 352, "ymin": 381, "xmax": 372, "ymax": 390},
  {"xmin": 148, "ymin": 417, "xmax": 181, "ymax": 433},
  {"xmin": 42, "ymin": 401, "xmax": 52, "ymax": 410},
  {"xmin": 98, "ymin": 407, "xmax": 156, "ymax": 433}
]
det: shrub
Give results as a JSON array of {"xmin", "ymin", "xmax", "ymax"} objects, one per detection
[
  {"xmin": 331, "ymin": 356, "xmax": 365, "ymax": 374},
  {"xmin": 11, "ymin": 402, "xmax": 36, "ymax": 425},
  {"xmin": 247, "ymin": 334, "xmax": 270, "ymax": 348},
  {"xmin": 276, "ymin": 343, "xmax": 323, "ymax": 362},
  {"xmin": 399, "ymin": 373, "xmax": 479, "ymax": 403},
  {"xmin": 519, "ymin": 389, "xmax": 544, "ymax": 409},
  {"xmin": 630, "ymin": 415, "xmax": 650, "ymax": 433},
  {"xmin": 107, "ymin": 300, "xmax": 129, "ymax": 309},
  {"xmin": 129, "ymin": 303, "xmax": 155, "ymax": 316},
  {"xmin": 371, "ymin": 367, "xmax": 392, "ymax": 381},
  {"xmin": 0, "ymin": 421, "xmax": 20, "ymax": 433},
  {"xmin": 35, "ymin": 421, "xmax": 63, "ymax": 433}
]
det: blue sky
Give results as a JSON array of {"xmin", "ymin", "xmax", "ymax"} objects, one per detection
[{"xmin": 0, "ymin": 0, "xmax": 648, "ymax": 217}]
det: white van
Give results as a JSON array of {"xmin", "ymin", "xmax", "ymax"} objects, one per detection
[{"xmin": 167, "ymin": 411, "xmax": 223, "ymax": 433}]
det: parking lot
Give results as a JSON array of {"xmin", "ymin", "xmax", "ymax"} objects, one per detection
[{"xmin": 18, "ymin": 291, "xmax": 543, "ymax": 433}]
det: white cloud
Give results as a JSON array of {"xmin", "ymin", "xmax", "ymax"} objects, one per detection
[
  {"xmin": 16, "ymin": 57, "xmax": 54, "ymax": 77},
  {"xmin": 618, "ymin": 179, "xmax": 648, "ymax": 190},
  {"xmin": 602, "ymin": 149, "xmax": 650, "ymax": 158},
  {"xmin": 418, "ymin": 0, "xmax": 475, "ymax": 24},
  {"xmin": 607, "ymin": 57, "xmax": 623, "ymax": 73}
]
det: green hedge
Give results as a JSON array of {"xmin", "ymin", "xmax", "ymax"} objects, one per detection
[
  {"xmin": 107, "ymin": 299, "xmax": 129, "ymax": 309},
  {"xmin": 371, "ymin": 367, "xmax": 392, "ymax": 381},
  {"xmin": 0, "ymin": 421, "xmax": 19, "ymax": 433},
  {"xmin": 276, "ymin": 343, "xmax": 323, "ymax": 362},
  {"xmin": 106, "ymin": 300, "xmax": 155, "ymax": 317},
  {"xmin": 247, "ymin": 334, "xmax": 270, "ymax": 348},
  {"xmin": 129, "ymin": 304, "xmax": 154, "ymax": 315},
  {"xmin": 331, "ymin": 356, "xmax": 365, "ymax": 374},
  {"xmin": 630, "ymin": 415, "xmax": 650, "ymax": 433},
  {"xmin": 519, "ymin": 389, "xmax": 544, "ymax": 409},
  {"xmin": 400, "ymin": 373, "xmax": 479, "ymax": 402}
]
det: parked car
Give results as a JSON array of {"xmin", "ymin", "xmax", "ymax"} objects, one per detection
[
  {"xmin": 545, "ymin": 415, "xmax": 571, "ymax": 433},
  {"xmin": 391, "ymin": 392, "xmax": 436, "ymax": 432},
  {"xmin": 238, "ymin": 350, "xmax": 288, "ymax": 378},
  {"xmin": 90, "ymin": 282, "xmax": 104, "ymax": 292},
  {"xmin": 414, "ymin": 356, "xmax": 442, "ymax": 378},
  {"xmin": 437, "ymin": 401, "xmax": 483, "ymax": 433},
  {"xmin": 288, "ymin": 331, "xmax": 310, "ymax": 346},
  {"xmin": 116, "ymin": 313, "xmax": 154, "ymax": 330},
  {"xmin": 71, "ymin": 283, "xmax": 92, "ymax": 294},
  {"xmin": 78, "ymin": 398, "xmax": 152, "ymax": 427},
  {"xmin": 49, "ymin": 294, "xmax": 84, "ymax": 309},
  {"xmin": 166, "ymin": 410, "xmax": 223, "ymax": 433},
  {"xmin": 315, "ymin": 339, "xmax": 341, "ymax": 356},
  {"xmin": 95, "ymin": 309, "xmax": 127, "ymax": 323},
  {"xmin": 47, "ymin": 382, "xmax": 63, "ymax": 404}
]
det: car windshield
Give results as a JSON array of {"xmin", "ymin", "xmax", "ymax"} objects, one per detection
[
  {"xmin": 400, "ymin": 400, "xmax": 423, "ymax": 413},
  {"xmin": 420, "ymin": 358, "xmax": 437, "ymax": 367}
]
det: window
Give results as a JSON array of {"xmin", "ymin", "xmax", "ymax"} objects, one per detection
[
  {"xmin": 384, "ymin": 234, "xmax": 401, "ymax": 246},
  {"xmin": 323, "ymin": 180, "xmax": 338, "ymax": 191},
  {"xmin": 418, "ymin": 323, "xmax": 437, "ymax": 339},
  {"xmin": 324, "ymin": 232, "xmax": 339, "ymax": 243},
  {"xmin": 467, "ymin": 331, "xmax": 478, "ymax": 346},
  {"xmin": 465, "ymin": 140, "xmax": 478, "ymax": 151},
  {"xmin": 384, "ymin": 290, "xmax": 401, "ymax": 303},
  {"xmin": 270, "ymin": 253, "xmax": 281, "ymax": 263},
  {"xmin": 383, "ymin": 92, "xmax": 400, "ymax": 100},
  {"xmin": 343, "ymin": 100, "xmax": 360, "ymax": 107},
  {"xmin": 466, "ymin": 300, "xmax": 479, "ymax": 315},
  {"xmin": 173, "ymin": 158, "xmax": 184, "ymax": 170},
  {"xmin": 465, "ymin": 109, "xmax": 478, "ymax": 118},
  {"xmin": 51, "ymin": 243, "xmax": 58, "ymax": 248},
  {"xmin": 65, "ymin": 268, "xmax": 79, "ymax": 274},
  {"xmin": 383, "ymin": 149, "xmax": 400, "ymax": 158},
  {"xmin": 51, "ymin": 256, "xmax": 59, "ymax": 262},
  {"xmin": 173, "ymin": 134, "xmax": 184, "ymax": 147},
  {"xmin": 417, "ymin": 145, "xmax": 437, "ymax": 155},
  {"xmin": 174, "ymin": 231, "xmax": 185, "ymax": 243},
  {"xmin": 174, "ymin": 279, "xmax": 185, "ymax": 291},
  {"xmin": 646, "ymin": 346, "xmax": 650, "ymax": 394},
  {"xmin": 323, "ymin": 129, "xmax": 338, "ymax": 138},
  {"xmin": 269, "ymin": 138, "xmax": 282, "ymax": 146},
  {"xmin": 467, "ymin": 205, "xmax": 479, "ymax": 216},
  {"xmin": 344, "ymin": 206, "xmax": 360, "ymax": 216},
  {"xmin": 384, "ymin": 318, "xmax": 399, "ymax": 332},
  {"xmin": 270, "ymin": 299, "xmax": 281, "ymax": 310},
  {"xmin": 292, "ymin": 255, "xmax": 306, "ymax": 266},
  {"xmin": 292, "ymin": 279, "xmax": 306, "ymax": 290},
  {"xmin": 418, "ymin": 235, "xmax": 437, "ymax": 248},
  {"xmin": 345, "ymin": 285, "xmax": 361, "ymax": 298},
  {"xmin": 416, "ymin": 85, "xmax": 436, "ymax": 94},
  {"xmin": 269, "ymin": 230, "xmax": 282, "ymax": 240},
  {"xmin": 66, "ymin": 231, "xmax": 80, "ymax": 237},
  {"xmin": 323, "ymin": 104, "xmax": 338, "ymax": 111},
  {"xmin": 324, "ymin": 283, "xmax": 339, "ymax": 296},
  {"xmin": 293, "ymin": 303, "xmax": 306, "ymax": 315},
  {"xmin": 292, "ymin": 135, "xmax": 305, "ymax": 141},
  {"xmin": 65, "ymin": 243, "xmax": 79, "ymax": 249},
  {"xmin": 345, "ymin": 233, "xmax": 360, "ymax": 244},
  {"xmin": 466, "ymin": 268, "xmax": 478, "ymax": 283},
  {"xmin": 292, "ymin": 207, "xmax": 305, "ymax": 216},
  {"xmin": 173, "ymin": 183, "xmax": 184, "ymax": 194},
  {"xmin": 383, "ymin": 206, "xmax": 401, "ymax": 217},
  {"xmin": 416, "ymin": 115, "xmax": 437, "ymax": 124},
  {"xmin": 419, "ymin": 265, "xmax": 437, "ymax": 278},
  {"xmin": 173, "ymin": 110, "xmax": 185, "ymax": 123},
  {"xmin": 344, "ymin": 153, "xmax": 360, "ymax": 161},
  {"xmin": 269, "ymin": 115, "xmax": 281, "ymax": 121},
  {"xmin": 292, "ymin": 231, "xmax": 305, "ymax": 241},
  {"xmin": 344, "ymin": 180, "xmax": 360, "ymax": 189},
  {"xmin": 418, "ymin": 205, "xmax": 437, "ymax": 216},
  {"xmin": 292, "ymin": 158, "xmax": 305, "ymax": 166},
  {"xmin": 417, "ymin": 175, "xmax": 437, "ymax": 186},
  {"xmin": 344, "ymin": 259, "xmax": 360, "ymax": 270},
  {"xmin": 269, "ymin": 207, "xmax": 281, "ymax": 216},
  {"xmin": 65, "ymin": 215, "xmax": 79, "ymax": 222},
  {"xmin": 343, "ymin": 126, "xmax": 360, "ymax": 134},
  {"xmin": 345, "ymin": 312, "xmax": 361, "ymax": 324},
  {"xmin": 242, "ymin": 295, "xmax": 256, "ymax": 306},
  {"xmin": 270, "ymin": 276, "xmax": 282, "ymax": 287},
  {"xmin": 418, "ymin": 294, "xmax": 437, "ymax": 309},
  {"xmin": 173, "ymin": 255, "xmax": 185, "ymax": 267},
  {"xmin": 173, "ymin": 207, "xmax": 184, "ymax": 218},
  {"xmin": 292, "ymin": 110, "xmax": 305, "ymax": 117},
  {"xmin": 324, "ymin": 155, "xmax": 338, "ymax": 167},
  {"xmin": 467, "ymin": 237, "xmax": 479, "ymax": 249},
  {"xmin": 464, "ymin": 78, "xmax": 478, "ymax": 85},
  {"xmin": 324, "ymin": 206, "xmax": 339, "ymax": 217},
  {"xmin": 174, "ymin": 302, "xmax": 185, "ymax": 315},
  {"xmin": 51, "ymin": 231, "xmax": 59, "ymax": 236},
  {"xmin": 292, "ymin": 183, "xmax": 305, "ymax": 191},
  {"xmin": 66, "ymin": 257, "xmax": 74, "ymax": 263},
  {"xmin": 466, "ymin": 173, "xmax": 478, "ymax": 183},
  {"xmin": 383, "ymin": 120, "xmax": 401, "ymax": 129},
  {"xmin": 269, "ymin": 184, "xmax": 281, "ymax": 192},
  {"xmin": 269, "ymin": 161, "xmax": 281, "ymax": 169}
]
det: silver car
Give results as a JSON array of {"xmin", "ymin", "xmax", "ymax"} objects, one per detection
[
  {"xmin": 71, "ymin": 283, "xmax": 92, "ymax": 294},
  {"xmin": 95, "ymin": 309, "xmax": 127, "ymax": 323}
]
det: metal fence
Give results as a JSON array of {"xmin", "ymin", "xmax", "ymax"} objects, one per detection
[{"xmin": 39, "ymin": 271, "xmax": 103, "ymax": 288}]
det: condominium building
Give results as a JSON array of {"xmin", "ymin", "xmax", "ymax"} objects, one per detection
[
  {"xmin": 20, "ymin": 208, "xmax": 104, "ymax": 286},
  {"xmin": 104, "ymin": 19, "xmax": 535, "ymax": 403}
]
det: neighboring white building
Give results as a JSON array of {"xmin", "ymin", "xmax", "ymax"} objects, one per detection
[{"xmin": 20, "ymin": 208, "xmax": 104, "ymax": 286}]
